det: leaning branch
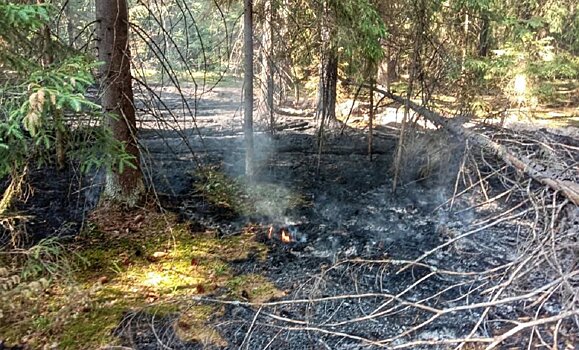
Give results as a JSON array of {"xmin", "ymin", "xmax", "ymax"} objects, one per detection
[{"xmin": 364, "ymin": 83, "xmax": 579, "ymax": 206}]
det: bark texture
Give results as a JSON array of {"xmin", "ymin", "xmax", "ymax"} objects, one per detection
[
  {"xmin": 243, "ymin": 0, "xmax": 255, "ymax": 179},
  {"xmin": 316, "ymin": 0, "xmax": 338, "ymax": 125},
  {"xmin": 262, "ymin": 0, "xmax": 275, "ymax": 132},
  {"xmin": 317, "ymin": 51, "xmax": 338, "ymax": 123},
  {"xmin": 96, "ymin": 0, "xmax": 144, "ymax": 206},
  {"xmin": 478, "ymin": 12, "xmax": 491, "ymax": 57}
]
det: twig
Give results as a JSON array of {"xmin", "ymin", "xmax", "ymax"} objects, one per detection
[
  {"xmin": 484, "ymin": 310, "xmax": 579, "ymax": 350},
  {"xmin": 397, "ymin": 208, "xmax": 533, "ymax": 274},
  {"xmin": 239, "ymin": 306, "xmax": 262, "ymax": 350}
]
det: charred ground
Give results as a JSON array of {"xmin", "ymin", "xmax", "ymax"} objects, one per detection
[{"xmin": 1, "ymin": 84, "xmax": 577, "ymax": 349}]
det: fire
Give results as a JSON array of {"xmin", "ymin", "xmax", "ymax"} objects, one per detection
[
  {"xmin": 281, "ymin": 229, "xmax": 292, "ymax": 243},
  {"xmin": 268, "ymin": 226, "xmax": 274, "ymax": 240},
  {"xmin": 265, "ymin": 225, "xmax": 298, "ymax": 244}
]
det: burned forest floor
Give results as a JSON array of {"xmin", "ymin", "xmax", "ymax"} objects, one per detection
[{"xmin": 1, "ymin": 82, "xmax": 578, "ymax": 349}]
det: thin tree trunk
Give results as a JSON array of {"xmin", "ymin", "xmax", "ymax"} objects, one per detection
[
  {"xmin": 316, "ymin": 0, "xmax": 338, "ymax": 128},
  {"xmin": 393, "ymin": 1, "xmax": 423, "ymax": 191},
  {"xmin": 387, "ymin": 56, "xmax": 398, "ymax": 88},
  {"xmin": 478, "ymin": 11, "xmax": 491, "ymax": 57},
  {"xmin": 262, "ymin": 0, "xmax": 275, "ymax": 133},
  {"xmin": 96, "ymin": 0, "xmax": 144, "ymax": 206},
  {"xmin": 392, "ymin": 75, "xmax": 412, "ymax": 192},
  {"xmin": 368, "ymin": 80, "xmax": 374, "ymax": 161},
  {"xmin": 316, "ymin": 51, "xmax": 338, "ymax": 125},
  {"xmin": 243, "ymin": 0, "xmax": 255, "ymax": 179},
  {"xmin": 461, "ymin": 11, "xmax": 469, "ymax": 73},
  {"xmin": 38, "ymin": 0, "xmax": 66, "ymax": 170},
  {"xmin": 65, "ymin": 1, "xmax": 75, "ymax": 48}
]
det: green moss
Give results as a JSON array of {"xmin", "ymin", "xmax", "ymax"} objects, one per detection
[
  {"xmin": 194, "ymin": 168, "xmax": 308, "ymax": 217},
  {"xmin": 226, "ymin": 274, "xmax": 285, "ymax": 303},
  {"xmin": 58, "ymin": 302, "xmax": 129, "ymax": 349},
  {"xmin": 1, "ymin": 207, "xmax": 274, "ymax": 349}
]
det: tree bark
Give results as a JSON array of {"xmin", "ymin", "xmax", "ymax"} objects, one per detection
[
  {"xmin": 96, "ymin": 0, "xmax": 144, "ymax": 206},
  {"xmin": 316, "ymin": 0, "xmax": 338, "ymax": 126},
  {"xmin": 377, "ymin": 48, "xmax": 399, "ymax": 91},
  {"xmin": 65, "ymin": 0, "xmax": 75, "ymax": 48},
  {"xmin": 37, "ymin": 0, "xmax": 66, "ymax": 170},
  {"xmin": 478, "ymin": 11, "xmax": 491, "ymax": 57},
  {"xmin": 261, "ymin": 0, "xmax": 275, "ymax": 133},
  {"xmin": 244, "ymin": 0, "xmax": 255, "ymax": 179},
  {"xmin": 461, "ymin": 11, "xmax": 469, "ymax": 73},
  {"xmin": 316, "ymin": 49, "xmax": 338, "ymax": 130},
  {"xmin": 368, "ymin": 80, "xmax": 374, "ymax": 161}
]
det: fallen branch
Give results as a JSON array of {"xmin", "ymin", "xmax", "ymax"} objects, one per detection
[
  {"xmin": 274, "ymin": 106, "xmax": 314, "ymax": 118},
  {"xmin": 484, "ymin": 309, "xmax": 579, "ymax": 350},
  {"xmin": 274, "ymin": 121, "xmax": 310, "ymax": 131},
  {"xmin": 397, "ymin": 206, "xmax": 534, "ymax": 274},
  {"xmin": 356, "ymin": 82, "xmax": 579, "ymax": 206}
]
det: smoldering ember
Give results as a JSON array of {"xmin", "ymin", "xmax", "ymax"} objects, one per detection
[{"xmin": 0, "ymin": 2, "xmax": 578, "ymax": 350}]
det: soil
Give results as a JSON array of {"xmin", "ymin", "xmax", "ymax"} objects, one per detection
[{"xmin": 3, "ymin": 83, "xmax": 577, "ymax": 349}]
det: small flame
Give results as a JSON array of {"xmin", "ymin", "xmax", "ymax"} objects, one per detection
[
  {"xmin": 281, "ymin": 229, "xmax": 292, "ymax": 243},
  {"xmin": 268, "ymin": 226, "xmax": 274, "ymax": 240}
]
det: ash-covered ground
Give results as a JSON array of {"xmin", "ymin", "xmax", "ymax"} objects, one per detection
[{"xmin": 111, "ymin": 85, "xmax": 575, "ymax": 349}]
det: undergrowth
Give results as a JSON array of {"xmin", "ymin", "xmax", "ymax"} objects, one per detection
[
  {"xmin": 0, "ymin": 207, "xmax": 276, "ymax": 349},
  {"xmin": 195, "ymin": 167, "xmax": 308, "ymax": 217}
]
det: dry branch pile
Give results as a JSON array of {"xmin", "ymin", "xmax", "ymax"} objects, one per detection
[{"xmin": 373, "ymin": 86, "xmax": 579, "ymax": 206}]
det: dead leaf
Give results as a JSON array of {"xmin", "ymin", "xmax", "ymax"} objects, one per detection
[
  {"xmin": 177, "ymin": 320, "xmax": 191, "ymax": 330},
  {"xmin": 147, "ymin": 251, "xmax": 168, "ymax": 262},
  {"xmin": 196, "ymin": 284, "xmax": 205, "ymax": 294},
  {"xmin": 145, "ymin": 291, "xmax": 159, "ymax": 303},
  {"xmin": 153, "ymin": 251, "xmax": 167, "ymax": 258},
  {"xmin": 133, "ymin": 214, "xmax": 145, "ymax": 224}
]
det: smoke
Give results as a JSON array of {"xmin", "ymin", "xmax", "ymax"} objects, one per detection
[
  {"xmin": 395, "ymin": 129, "xmax": 465, "ymax": 189},
  {"xmin": 218, "ymin": 131, "xmax": 303, "ymax": 222}
]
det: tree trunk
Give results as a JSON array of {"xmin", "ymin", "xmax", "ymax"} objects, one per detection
[
  {"xmin": 316, "ymin": 51, "xmax": 338, "ymax": 123},
  {"xmin": 368, "ymin": 80, "xmax": 374, "ymax": 161},
  {"xmin": 243, "ymin": 0, "xmax": 255, "ymax": 179},
  {"xmin": 478, "ymin": 11, "xmax": 491, "ymax": 57},
  {"xmin": 377, "ymin": 53, "xmax": 398, "ymax": 92},
  {"xmin": 461, "ymin": 11, "xmax": 469, "ymax": 73},
  {"xmin": 393, "ymin": 0, "xmax": 424, "ymax": 192},
  {"xmin": 37, "ymin": 0, "xmax": 66, "ymax": 170},
  {"xmin": 96, "ymin": 0, "xmax": 144, "ymax": 206},
  {"xmin": 316, "ymin": 0, "xmax": 338, "ymax": 127},
  {"xmin": 261, "ymin": 0, "xmax": 275, "ymax": 133},
  {"xmin": 387, "ymin": 57, "xmax": 398, "ymax": 86},
  {"xmin": 65, "ymin": 1, "xmax": 75, "ymax": 48}
]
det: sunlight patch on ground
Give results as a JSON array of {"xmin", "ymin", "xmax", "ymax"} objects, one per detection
[{"xmin": 0, "ymin": 208, "xmax": 275, "ymax": 349}]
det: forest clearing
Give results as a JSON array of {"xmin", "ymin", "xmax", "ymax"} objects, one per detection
[{"xmin": 1, "ymin": 1, "xmax": 578, "ymax": 349}]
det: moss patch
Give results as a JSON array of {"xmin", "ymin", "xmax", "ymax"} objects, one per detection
[
  {"xmin": 194, "ymin": 168, "xmax": 309, "ymax": 217},
  {"xmin": 58, "ymin": 299, "xmax": 129, "ymax": 349},
  {"xmin": 174, "ymin": 304, "xmax": 227, "ymax": 346},
  {"xmin": 227, "ymin": 274, "xmax": 286, "ymax": 303},
  {"xmin": 0, "ymin": 206, "xmax": 274, "ymax": 349}
]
